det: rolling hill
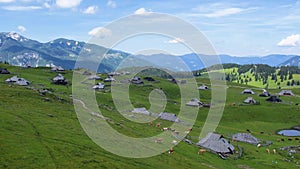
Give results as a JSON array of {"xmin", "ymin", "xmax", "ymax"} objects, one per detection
[
  {"xmin": 197, "ymin": 63, "xmax": 300, "ymax": 89},
  {"xmin": 0, "ymin": 63, "xmax": 300, "ymax": 168}
]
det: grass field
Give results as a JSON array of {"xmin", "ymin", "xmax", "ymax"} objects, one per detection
[
  {"xmin": 0, "ymin": 63, "xmax": 300, "ymax": 169},
  {"xmin": 203, "ymin": 67, "xmax": 300, "ymax": 89}
]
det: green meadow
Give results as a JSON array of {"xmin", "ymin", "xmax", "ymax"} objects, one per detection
[{"xmin": 0, "ymin": 63, "xmax": 300, "ymax": 169}]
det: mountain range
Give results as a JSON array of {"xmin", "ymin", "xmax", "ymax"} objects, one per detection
[{"xmin": 0, "ymin": 32, "xmax": 299, "ymax": 72}]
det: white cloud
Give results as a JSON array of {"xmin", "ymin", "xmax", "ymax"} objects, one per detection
[
  {"xmin": 2, "ymin": 5, "xmax": 42, "ymax": 11},
  {"xmin": 56, "ymin": 0, "xmax": 82, "ymax": 8},
  {"xmin": 43, "ymin": 2, "xmax": 51, "ymax": 9},
  {"xmin": 204, "ymin": 7, "xmax": 244, "ymax": 18},
  {"xmin": 0, "ymin": 0, "xmax": 14, "ymax": 2},
  {"xmin": 17, "ymin": 25, "xmax": 26, "ymax": 32},
  {"xmin": 20, "ymin": 0, "xmax": 34, "ymax": 2},
  {"xmin": 134, "ymin": 7, "xmax": 151, "ymax": 15},
  {"xmin": 88, "ymin": 27, "xmax": 112, "ymax": 38},
  {"xmin": 165, "ymin": 37, "xmax": 185, "ymax": 44},
  {"xmin": 107, "ymin": 0, "xmax": 116, "ymax": 8},
  {"xmin": 83, "ymin": 5, "xmax": 98, "ymax": 14},
  {"xmin": 277, "ymin": 34, "xmax": 300, "ymax": 47}
]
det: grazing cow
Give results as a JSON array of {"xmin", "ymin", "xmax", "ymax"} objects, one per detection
[
  {"xmin": 169, "ymin": 148, "xmax": 174, "ymax": 154},
  {"xmin": 257, "ymin": 144, "xmax": 261, "ymax": 148},
  {"xmin": 266, "ymin": 148, "xmax": 270, "ymax": 154},
  {"xmin": 156, "ymin": 122, "xmax": 161, "ymax": 127},
  {"xmin": 288, "ymin": 138, "xmax": 293, "ymax": 141},
  {"xmin": 198, "ymin": 149, "xmax": 206, "ymax": 154},
  {"xmin": 260, "ymin": 132, "xmax": 264, "ymax": 134},
  {"xmin": 149, "ymin": 121, "xmax": 153, "ymax": 126},
  {"xmin": 155, "ymin": 138, "xmax": 163, "ymax": 143},
  {"xmin": 295, "ymin": 138, "xmax": 299, "ymax": 140},
  {"xmin": 188, "ymin": 128, "xmax": 193, "ymax": 131},
  {"xmin": 246, "ymin": 129, "xmax": 251, "ymax": 133},
  {"xmin": 162, "ymin": 127, "xmax": 171, "ymax": 131},
  {"xmin": 281, "ymin": 138, "xmax": 285, "ymax": 142},
  {"xmin": 273, "ymin": 149, "xmax": 276, "ymax": 154}
]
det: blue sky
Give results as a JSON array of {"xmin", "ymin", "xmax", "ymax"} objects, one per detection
[{"xmin": 1, "ymin": 0, "xmax": 300, "ymax": 56}]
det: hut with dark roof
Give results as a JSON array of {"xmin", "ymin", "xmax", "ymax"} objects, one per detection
[
  {"xmin": 0, "ymin": 68, "xmax": 10, "ymax": 74},
  {"xmin": 232, "ymin": 133, "xmax": 259, "ymax": 145},
  {"xmin": 266, "ymin": 96, "xmax": 282, "ymax": 102},
  {"xmin": 242, "ymin": 89, "xmax": 255, "ymax": 94},
  {"xmin": 196, "ymin": 132, "xmax": 234, "ymax": 154}
]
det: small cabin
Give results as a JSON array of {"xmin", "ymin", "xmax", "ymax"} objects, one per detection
[
  {"xmin": 132, "ymin": 108, "xmax": 150, "ymax": 115},
  {"xmin": 232, "ymin": 133, "xmax": 259, "ymax": 145},
  {"xmin": 93, "ymin": 83, "xmax": 105, "ymax": 90},
  {"xmin": 186, "ymin": 98, "xmax": 203, "ymax": 107},
  {"xmin": 51, "ymin": 66, "xmax": 65, "ymax": 72},
  {"xmin": 5, "ymin": 76, "xmax": 30, "ymax": 86},
  {"xmin": 88, "ymin": 75, "xmax": 102, "ymax": 80},
  {"xmin": 158, "ymin": 112, "xmax": 180, "ymax": 122},
  {"xmin": 104, "ymin": 76, "xmax": 115, "ymax": 82},
  {"xmin": 0, "ymin": 68, "xmax": 10, "ymax": 74},
  {"xmin": 243, "ymin": 97, "xmax": 257, "ymax": 104},
  {"xmin": 131, "ymin": 76, "xmax": 144, "ymax": 84},
  {"xmin": 242, "ymin": 89, "xmax": 255, "ymax": 94},
  {"xmin": 198, "ymin": 85, "xmax": 209, "ymax": 90},
  {"xmin": 196, "ymin": 132, "xmax": 234, "ymax": 154},
  {"xmin": 52, "ymin": 74, "xmax": 68, "ymax": 85},
  {"xmin": 266, "ymin": 96, "xmax": 282, "ymax": 102},
  {"xmin": 278, "ymin": 90, "xmax": 295, "ymax": 96}
]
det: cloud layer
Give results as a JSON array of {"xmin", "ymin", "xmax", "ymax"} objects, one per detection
[
  {"xmin": 165, "ymin": 37, "xmax": 185, "ymax": 44},
  {"xmin": 134, "ymin": 8, "xmax": 150, "ymax": 15},
  {"xmin": 88, "ymin": 27, "xmax": 112, "ymax": 38},
  {"xmin": 83, "ymin": 5, "xmax": 98, "ymax": 14},
  {"xmin": 2, "ymin": 5, "xmax": 42, "ymax": 10},
  {"xmin": 56, "ymin": 0, "xmax": 82, "ymax": 8},
  {"xmin": 204, "ymin": 7, "xmax": 244, "ymax": 17},
  {"xmin": 17, "ymin": 25, "xmax": 26, "ymax": 32},
  {"xmin": 0, "ymin": 0, "xmax": 14, "ymax": 3},
  {"xmin": 277, "ymin": 34, "xmax": 300, "ymax": 47}
]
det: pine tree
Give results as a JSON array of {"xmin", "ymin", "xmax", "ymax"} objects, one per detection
[{"xmin": 288, "ymin": 72, "xmax": 293, "ymax": 80}]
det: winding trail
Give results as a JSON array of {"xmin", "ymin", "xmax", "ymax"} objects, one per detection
[{"xmin": 4, "ymin": 112, "xmax": 58, "ymax": 169}]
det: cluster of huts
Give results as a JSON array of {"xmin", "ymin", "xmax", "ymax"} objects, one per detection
[
  {"xmin": 1, "ymin": 66, "xmax": 70, "ymax": 86},
  {"xmin": 130, "ymin": 105, "xmax": 264, "ymax": 158},
  {"xmin": 131, "ymin": 107, "xmax": 180, "ymax": 122},
  {"xmin": 241, "ymin": 88, "xmax": 295, "ymax": 104},
  {"xmin": 192, "ymin": 131, "xmax": 261, "ymax": 158},
  {"xmin": 83, "ymin": 70, "xmax": 159, "ymax": 90}
]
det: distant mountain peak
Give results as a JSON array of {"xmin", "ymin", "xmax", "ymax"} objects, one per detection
[
  {"xmin": 278, "ymin": 56, "xmax": 300, "ymax": 67},
  {"xmin": 4, "ymin": 32, "xmax": 28, "ymax": 42}
]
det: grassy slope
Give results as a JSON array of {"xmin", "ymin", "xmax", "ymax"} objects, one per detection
[
  {"xmin": 0, "ymin": 63, "xmax": 300, "ymax": 169},
  {"xmin": 207, "ymin": 67, "xmax": 300, "ymax": 89}
]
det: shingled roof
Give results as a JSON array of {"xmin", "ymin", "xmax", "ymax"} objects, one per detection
[
  {"xmin": 232, "ymin": 133, "xmax": 259, "ymax": 145},
  {"xmin": 196, "ymin": 132, "xmax": 234, "ymax": 154},
  {"xmin": 158, "ymin": 112, "xmax": 180, "ymax": 122}
]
